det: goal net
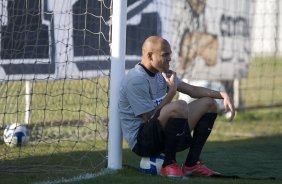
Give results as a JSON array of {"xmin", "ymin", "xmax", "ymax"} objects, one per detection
[{"xmin": 0, "ymin": 0, "xmax": 112, "ymax": 181}]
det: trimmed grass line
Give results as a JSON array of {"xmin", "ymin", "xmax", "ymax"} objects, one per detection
[
  {"xmin": 32, "ymin": 169, "xmax": 116, "ymax": 184},
  {"xmin": 212, "ymin": 130, "xmax": 261, "ymax": 137},
  {"xmin": 213, "ymin": 131, "xmax": 282, "ymax": 138}
]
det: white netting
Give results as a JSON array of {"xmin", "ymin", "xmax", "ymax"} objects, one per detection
[{"xmin": 0, "ymin": 0, "xmax": 112, "ymax": 179}]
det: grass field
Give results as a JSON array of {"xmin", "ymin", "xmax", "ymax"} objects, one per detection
[
  {"xmin": 241, "ymin": 57, "xmax": 282, "ymax": 107},
  {"xmin": 0, "ymin": 78, "xmax": 110, "ymax": 184},
  {"xmin": 0, "ymin": 56, "xmax": 282, "ymax": 184},
  {"xmin": 0, "ymin": 78, "xmax": 110, "ymax": 124},
  {"xmin": 0, "ymin": 109, "xmax": 281, "ymax": 184},
  {"xmin": 60, "ymin": 115, "xmax": 282, "ymax": 184}
]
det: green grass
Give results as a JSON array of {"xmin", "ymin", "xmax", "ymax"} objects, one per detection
[
  {"xmin": 0, "ymin": 78, "xmax": 110, "ymax": 183},
  {"xmin": 241, "ymin": 56, "xmax": 282, "ymax": 107},
  {"xmin": 1, "ymin": 109, "xmax": 281, "ymax": 184},
  {"xmin": 69, "ymin": 168, "xmax": 281, "ymax": 184},
  {"xmin": 213, "ymin": 108, "xmax": 282, "ymax": 140},
  {"xmin": 0, "ymin": 140, "xmax": 107, "ymax": 184},
  {"xmin": 66, "ymin": 135, "xmax": 282, "ymax": 184},
  {"xmin": 0, "ymin": 78, "xmax": 109, "ymax": 125}
]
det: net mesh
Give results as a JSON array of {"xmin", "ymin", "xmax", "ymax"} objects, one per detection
[{"xmin": 0, "ymin": 0, "xmax": 112, "ymax": 179}]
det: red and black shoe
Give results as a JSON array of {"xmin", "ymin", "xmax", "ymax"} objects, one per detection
[
  {"xmin": 182, "ymin": 161, "xmax": 221, "ymax": 177},
  {"xmin": 159, "ymin": 162, "xmax": 184, "ymax": 178}
]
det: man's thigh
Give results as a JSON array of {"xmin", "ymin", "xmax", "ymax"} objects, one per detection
[
  {"xmin": 157, "ymin": 100, "xmax": 188, "ymax": 127},
  {"xmin": 187, "ymin": 97, "xmax": 216, "ymax": 130},
  {"xmin": 158, "ymin": 99, "xmax": 213, "ymax": 131}
]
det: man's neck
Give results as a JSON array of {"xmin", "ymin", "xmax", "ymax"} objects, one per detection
[{"xmin": 138, "ymin": 62, "xmax": 156, "ymax": 77}]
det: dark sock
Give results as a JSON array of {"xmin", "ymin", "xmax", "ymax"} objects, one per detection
[
  {"xmin": 185, "ymin": 113, "xmax": 217, "ymax": 167},
  {"xmin": 162, "ymin": 118, "xmax": 187, "ymax": 167}
]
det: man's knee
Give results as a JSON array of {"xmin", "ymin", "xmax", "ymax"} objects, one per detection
[
  {"xmin": 202, "ymin": 97, "xmax": 217, "ymax": 112},
  {"xmin": 158, "ymin": 101, "xmax": 188, "ymax": 125},
  {"xmin": 173, "ymin": 100, "xmax": 189, "ymax": 118}
]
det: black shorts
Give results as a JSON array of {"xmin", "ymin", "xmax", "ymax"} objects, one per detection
[{"xmin": 132, "ymin": 110, "xmax": 192, "ymax": 157}]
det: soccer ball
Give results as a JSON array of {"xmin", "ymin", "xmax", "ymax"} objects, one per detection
[
  {"xmin": 140, "ymin": 153, "xmax": 165, "ymax": 175},
  {"xmin": 3, "ymin": 123, "xmax": 30, "ymax": 147}
]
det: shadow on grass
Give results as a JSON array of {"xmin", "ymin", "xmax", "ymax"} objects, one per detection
[
  {"xmin": 0, "ymin": 136, "xmax": 281, "ymax": 184},
  {"xmin": 0, "ymin": 148, "xmax": 107, "ymax": 184},
  {"xmin": 122, "ymin": 136, "xmax": 282, "ymax": 181}
]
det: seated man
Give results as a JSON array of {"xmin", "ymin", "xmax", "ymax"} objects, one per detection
[{"xmin": 118, "ymin": 36, "xmax": 235, "ymax": 178}]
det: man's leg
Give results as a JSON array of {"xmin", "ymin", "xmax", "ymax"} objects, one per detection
[
  {"xmin": 182, "ymin": 97, "xmax": 221, "ymax": 176},
  {"xmin": 162, "ymin": 118, "xmax": 187, "ymax": 167},
  {"xmin": 156, "ymin": 100, "xmax": 190, "ymax": 177},
  {"xmin": 155, "ymin": 98, "xmax": 218, "ymax": 177},
  {"xmin": 185, "ymin": 113, "xmax": 217, "ymax": 166},
  {"xmin": 157, "ymin": 98, "xmax": 212, "ymax": 165}
]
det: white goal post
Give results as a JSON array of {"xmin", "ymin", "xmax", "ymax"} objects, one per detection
[{"xmin": 108, "ymin": 0, "xmax": 127, "ymax": 170}]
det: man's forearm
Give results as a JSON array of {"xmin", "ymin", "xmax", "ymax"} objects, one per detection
[{"xmin": 178, "ymin": 82, "xmax": 226, "ymax": 99}]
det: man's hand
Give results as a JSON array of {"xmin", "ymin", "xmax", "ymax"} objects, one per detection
[
  {"xmin": 162, "ymin": 70, "xmax": 177, "ymax": 95},
  {"xmin": 220, "ymin": 92, "xmax": 235, "ymax": 122}
]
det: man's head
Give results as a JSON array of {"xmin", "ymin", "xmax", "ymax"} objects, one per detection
[{"xmin": 141, "ymin": 36, "xmax": 172, "ymax": 73}]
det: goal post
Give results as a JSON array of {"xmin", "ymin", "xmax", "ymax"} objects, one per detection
[
  {"xmin": 108, "ymin": 0, "xmax": 127, "ymax": 170},
  {"xmin": 24, "ymin": 81, "xmax": 32, "ymax": 124}
]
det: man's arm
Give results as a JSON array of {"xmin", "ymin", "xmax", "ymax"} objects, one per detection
[
  {"xmin": 177, "ymin": 82, "xmax": 223, "ymax": 99},
  {"xmin": 177, "ymin": 82, "xmax": 235, "ymax": 121},
  {"xmin": 140, "ymin": 72, "xmax": 178, "ymax": 122}
]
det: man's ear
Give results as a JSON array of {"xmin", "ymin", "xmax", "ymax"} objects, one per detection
[{"xmin": 147, "ymin": 52, "xmax": 153, "ymax": 61}]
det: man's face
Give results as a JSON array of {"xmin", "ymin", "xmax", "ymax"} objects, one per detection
[{"xmin": 151, "ymin": 42, "xmax": 172, "ymax": 73}]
